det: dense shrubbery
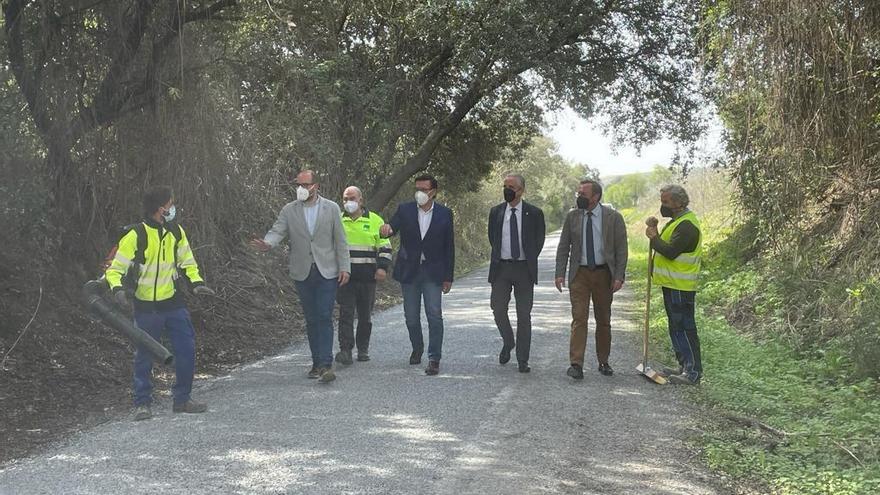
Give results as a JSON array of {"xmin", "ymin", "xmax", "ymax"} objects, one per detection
[{"xmin": 702, "ymin": 0, "xmax": 880, "ymax": 380}]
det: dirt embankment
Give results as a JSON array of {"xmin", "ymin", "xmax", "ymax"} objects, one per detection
[{"xmin": 0, "ymin": 249, "xmax": 402, "ymax": 465}]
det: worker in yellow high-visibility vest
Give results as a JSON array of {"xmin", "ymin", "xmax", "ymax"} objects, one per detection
[
  {"xmin": 645, "ymin": 184, "xmax": 703, "ymax": 385},
  {"xmin": 335, "ymin": 186, "xmax": 393, "ymax": 365}
]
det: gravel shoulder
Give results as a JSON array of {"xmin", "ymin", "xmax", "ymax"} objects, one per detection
[{"xmin": 0, "ymin": 233, "xmax": 730, "ymax": 494}]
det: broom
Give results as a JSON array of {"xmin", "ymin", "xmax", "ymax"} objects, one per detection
[{"xmin": 636, "ymin": 216, "xmax": 667, "ymax": 385}]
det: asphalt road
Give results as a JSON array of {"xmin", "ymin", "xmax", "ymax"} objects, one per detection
[{"xmin": 0, "ymin": 233, "xmax": 726, "ymax": 494}]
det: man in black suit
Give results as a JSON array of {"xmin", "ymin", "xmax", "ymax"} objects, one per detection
[{"xmin": 488, "ymin": 173, "xmax": 546, "ymax": 373}]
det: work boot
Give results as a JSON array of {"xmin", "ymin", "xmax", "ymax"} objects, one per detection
[
  {"xmin": 172, "ymin": 400, "xmax": 208, "ymax": 414},
  {"xmin": 357, "ymin": 351, "xmax": 370, "ymax": 362},
  {"xmin": 335, "ymin": 349, "xmax": 353, "ymax": 365},
  {"xmin": 659, "ymin": 364, "xmax": 683, "ymax": 377},
  {"xmin": 133, "ymin": 405, "xmax": 152, "ymax": 421},
  {"xmin": 307, "ymin": 366, "xmax": 321, "ymax": 379},
  {"xmin": 318, "ymin": 367, "xmax": 336, "ymax": 383},
  {"xmin": 668, "ymin": 373, "xmax": 699, "ymax": 385},
  {"xmin": 425, "ymin": 360, "xmax": 440, "ymax": 376}
]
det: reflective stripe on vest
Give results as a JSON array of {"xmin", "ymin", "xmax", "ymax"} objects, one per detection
[
  {"xmin": 342, "ymin": 211, "xmax": 391, "ymax": 264},
  {"xmin": 652, "ymin": 210, "xmax": 702, "ymax": 291}
]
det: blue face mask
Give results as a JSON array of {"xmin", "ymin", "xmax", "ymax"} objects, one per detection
[{"xmin": 162, "ymin": 205, "xmax": 176, "ymax": 222}]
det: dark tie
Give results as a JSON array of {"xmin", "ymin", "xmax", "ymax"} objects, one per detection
[
  {"xmin": 585, "ymin": 211, "xmax": 596, "ymax": 269},
  {"xmin": 510, "ymin": 207, "xmax": 521, "ymax": 260}
]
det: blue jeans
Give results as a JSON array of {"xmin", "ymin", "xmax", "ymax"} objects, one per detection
[
  {"xmin": 133, "ymin": 307, "xmax": 196, "ymax": 406},
  {"xmin": 401, "ymin": 270, "xmax": 444, "ymax": 361},
  {"xmin": 295, "ymin": 265, "xmax": 338, "ymax": 368},
  {"xmin": 662, "ymin": 287, "xmax": 703, "ymax": 382}
]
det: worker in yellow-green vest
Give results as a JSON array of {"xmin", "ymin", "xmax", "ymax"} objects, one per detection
[
  {"xmin": 106, "ymin": 185, "xmax": 216, "ymax": 420},
  {"xmin": 335, "ymin": 186, "xmax": 393, "ymax": 365},
  {"xmin": 645, "ymin": 184, "xmax": 703, "ymax": 385}
]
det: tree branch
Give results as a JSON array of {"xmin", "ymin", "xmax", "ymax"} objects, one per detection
[{"xmin": 3, "ymin": 0, "xmax": 52, "ymax": 135}]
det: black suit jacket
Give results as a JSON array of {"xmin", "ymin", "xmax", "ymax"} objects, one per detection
[{"xmin": 488, "ymin": 200, "xmax": 546, "ymax": 285}]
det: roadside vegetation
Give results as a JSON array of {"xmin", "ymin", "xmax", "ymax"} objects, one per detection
[{"xmin": 616, "ymin": 168, "xmax": 880, "ymax": 495}]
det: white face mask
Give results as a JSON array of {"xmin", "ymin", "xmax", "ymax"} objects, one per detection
[
  {"xmin": 415, "ymin": 190, "xmax": 430, "ymax": 206},
  {"xmin": 162, "ymin": 205, "xmax": 176, "ymax": 222},
  {"xmin": 296, "ymin": 186, "xmax": 310, "ymax": 202},
  {"xmin": 343, "ymin": 201, "xmax": 359, "ymax": 214}
]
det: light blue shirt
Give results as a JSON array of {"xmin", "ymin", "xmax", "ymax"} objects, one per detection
[
  {"xmin": 303, "ymin": 200, "xmax": 320, "ymax": 236},
  {"xmin": 580, "ymin": 204, "xmax": 606, "ymax": 266}
]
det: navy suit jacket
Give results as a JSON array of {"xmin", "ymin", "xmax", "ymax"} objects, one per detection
[
  {"xmin": 388, "ymin": 201, "xmax": 455, "ymax": 284},
  {"xmin": 488, "ymin": 200, "xmax": 546, "ymax": 285}
]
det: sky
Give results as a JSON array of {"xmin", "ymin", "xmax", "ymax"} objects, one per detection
[{"xmin": 545, "ymin": 107, "xmax": 724, "ymax": 179}]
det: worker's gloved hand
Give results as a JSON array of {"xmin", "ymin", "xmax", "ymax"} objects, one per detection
[
  {"xmin": 113, "ymin": 288, "xmax": 129, "ymax": 308},
  {"xmin": 192, "ymin": 285, "xmax": 215, "ymax": 297}
]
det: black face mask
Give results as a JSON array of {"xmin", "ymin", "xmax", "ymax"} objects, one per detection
[
  {"xmin": 576, "ymin": 196, "xmax": 590, "ymax": 210},
  {"xmin": 503, "ymin": 187, "xmax": 516, "ymax": 203},
  {"xmin": 660, "ymin": 205, "xmax": 674, "ymax": 217}
]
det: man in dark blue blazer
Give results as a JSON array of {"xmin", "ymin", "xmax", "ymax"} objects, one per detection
[
  {"xmin": 380, "ymin": 174, "xmax": 455, "ymax": 376},
  {"xmin": 488, "ymin": 173, "xmax": 545, "ymax": 373}
]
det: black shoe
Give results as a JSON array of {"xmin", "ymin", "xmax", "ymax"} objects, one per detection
[
  {"xmin": 518, "ymin": 362, "xmax": 530, "ymax": 373},
  {"xmin": 357, "ymin": 351, "xmax": 370, "ymax": 362},
  {"xmin": 566, "ymin": 364, "xmax": 584, "ymax": 380},
  {"xmin": 598, "ymin": 363, "xmax": 614, "ymax": 376},
  {"xmin": 499, "ymin": 345, "xmax": 513, "ymax": 364},
  {"xmin": 335, "ymin": 349, "xmax": 353, "ymax": 365},
  {"xmin": 425, "ymin": 360, "xmax": 440, "ymax": 375},
  {"xmin": 409, "ymin": 349, "xmax": 423, "ymax": 365}
]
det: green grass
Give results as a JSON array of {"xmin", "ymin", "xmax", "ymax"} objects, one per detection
[{"xmin": 624, "ymin": 211, "xmax": 880, "ymax": 495}]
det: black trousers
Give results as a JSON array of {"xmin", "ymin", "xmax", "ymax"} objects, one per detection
[
  {"xmin": 490, "ymin": 261, "xmax": 534, "ymax": 363},
  {"xmin": 337, "ymin": 280, "xmax": 377, "ymax": 353}
]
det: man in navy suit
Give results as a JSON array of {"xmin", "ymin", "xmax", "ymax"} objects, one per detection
[
  {"xmin": 488, "ymin": 173, "xmax": 545, "ymax": 373},
  {"xmin": 380, "ymin": 174, "xmax": 455, "ymax": 376}
]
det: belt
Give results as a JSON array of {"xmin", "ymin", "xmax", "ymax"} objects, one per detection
[
  {"xmin": 579, "ymin": 264, "xmax": 608, "ymax": 270},
  {"xmin": 499, "ymin": 259, "xmax": 527, "ymax": 263}
]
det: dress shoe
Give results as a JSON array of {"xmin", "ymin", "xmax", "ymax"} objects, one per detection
[
  {"xmin": 566, "ymin": 364, "xmax": 584, "ymax": 380},
  {"xmin": 598, "ymin": 363, "xmax": 614, "ymax": 376},
  {"xmin": 518, "ymin": 362, "xmax": 530, "ymax": 373},
  {"xmin": 357, "ymin": 351, "xmax": 370, "ymax": 362},
  {"xmin": 499, "ymin": 345, "xmax": 513, "ymax": 364},
  {"xmin": 409, "ymin": 349, "xmax": 423, "ymax": 365},
  {"xmin": 425, "ymin": 360, "xmax": 440, "ymax": 375},
  {"xmin": 335, "ymin": 349, "xmax": 353, "ymax": 365}
]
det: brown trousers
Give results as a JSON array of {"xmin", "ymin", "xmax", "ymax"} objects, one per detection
[{"xmin": 569, "ymin": 266, "xmax": 613, "ymax": 366}]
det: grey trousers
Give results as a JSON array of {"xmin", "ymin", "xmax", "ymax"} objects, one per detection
[
  {"xmin": 490, "ymin": 261, "xmax": 534, "ymax": 364},
  {"xmin": 337, "ymin": 280, "xmax": 377, "ymax": 353}
]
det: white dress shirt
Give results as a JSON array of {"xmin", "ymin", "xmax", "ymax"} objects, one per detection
[
  {"xmin": 418, "ymin": 203, "xmax": 434, "ymax": 261},
  {"xmin": 501, "ymin": 202, "xmax": 525, "ymax": 260}
]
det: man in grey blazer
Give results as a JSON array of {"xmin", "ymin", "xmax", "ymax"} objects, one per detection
[
  {"xmin": 252, "ymin": 170, "xmax": 351, "ymax": 383},
  {"xmin": 555, "ymin": 179, "xmax": 628, "ymax": 380}
]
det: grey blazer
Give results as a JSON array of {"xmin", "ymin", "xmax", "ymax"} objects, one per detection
[
  {"xmin": 555, "ymin": 204, "xmax": 628, "ymax": 285},
  {"xmin": 264, "ymin": 196, "xmax": 351, "ymax": 282}
]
